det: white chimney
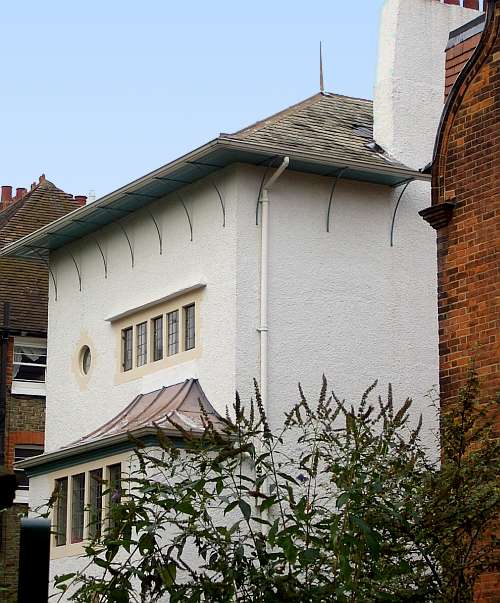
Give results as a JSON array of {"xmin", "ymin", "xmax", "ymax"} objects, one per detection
[{"xmin": 374, "ymin": 0, "xmax": 479, "ymax": 169}]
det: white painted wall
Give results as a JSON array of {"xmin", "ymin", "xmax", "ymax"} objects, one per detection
[
  {"xmin": 45, "ymin": 167, "xmax": 239, "ymax": 452},
  {"xmin": 233, "ymin": 165, "xmax": 439, "ymax": 449},
  {"xmin": 374, "ymin": 0, "xmax": 478, "ymax": 168}
]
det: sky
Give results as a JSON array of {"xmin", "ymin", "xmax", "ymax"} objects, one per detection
[{"xmin": 0, "ymin": 0, "xmax": 385, "ymax": 198}]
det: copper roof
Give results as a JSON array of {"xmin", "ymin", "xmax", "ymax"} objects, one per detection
[{"xmin": 70, "ymin": 379, "xmax": 224, "ymax": 448}]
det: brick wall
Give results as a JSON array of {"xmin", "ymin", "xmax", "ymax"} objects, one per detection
[
  {"xmin": 0, "ymin": 505, "xmax": 24, "ymax": 603},
  {"xmin": 445, "ymin": 31, "xmax": 483, "ymax": 97},
  {"xmin": 426, "ymin": 2, "xmax": 500, "ymax": 601}
]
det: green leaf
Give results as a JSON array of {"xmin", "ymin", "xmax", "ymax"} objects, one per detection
[
  {"xmin": 160, "ymin": 563, "xmax": 177, "ymax": 587},
  {"xmin": 238, "ymin": 499, "xmax": 252, "ymax": 521},
  {"xmin": 336, "ymin": 492, "xmax": 350, "ymax": 508},
  {"xmin": 260, "ymin": 495, "xmax": 277, "ymax": 512},
  {"xmin": 54, "ymin": 573, "xmax": 75, "ymax": 584},
  {"xmin": 176, "ymin": 501, "xmax": 196, "ymax": 516},
  {"xmin": 224, "ymin": 500, "xmax": 238, "ymax": 515}
]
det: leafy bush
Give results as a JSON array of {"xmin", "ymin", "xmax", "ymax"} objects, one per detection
[{"xmin": 53, "ymin": 372, "xmax": 498, "ymax": 602}]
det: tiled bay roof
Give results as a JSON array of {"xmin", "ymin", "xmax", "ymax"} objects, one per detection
[
  {"xmin": 0, "ymin": 180, "xmax": 80, "ymax": 331},
  {"xmin": 220, "ymin": 92, "xmax": 403, "ymax": 171}
]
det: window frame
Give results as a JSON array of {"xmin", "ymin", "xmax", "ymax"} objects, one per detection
[
  {"xmin": 151, "ymin": 315, "xmax": 164, "ymax": 362},
  {"xmin": 11, "ymin": 336, "xmax": 47, "ymax": 396},
  {"xmin": 14, "ymin": 444, "xmax": 44, "ymax": 493},
  {"xmin": 184, "ymin": 303, "xmax": 196, "ymax": 351},
  {"xmin": 136, "ymin": 322, "xmax": 148, "ymax": 367},
  {"xmin": 52, "ymin": 461, "xmax": 123, "ymax": 552},
  {"xmin": 167, "ymin": 309, "xmax": 179, "ymax": 356},
  {"xmin": 122, "ymin": 327, "xmax": 133, "ymax": 372}
]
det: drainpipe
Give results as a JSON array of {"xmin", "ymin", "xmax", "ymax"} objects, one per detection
[
  {"xmin": 0, "ymin": 302, "xmax": 11, "ymax": 470},
  {"xmin": 258, "ymin": 157, "xmax": 289, "ymax": 420}
]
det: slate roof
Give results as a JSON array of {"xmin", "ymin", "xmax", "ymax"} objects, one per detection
[
  {"xmin": 0, "ymin": 180, "xmax": 80, "ymax": 332},
  {"xmin": 1, "ymin": 91, "xmax": 429, "ymax": 261},
  {"xmin": 220, "ymin": 92, "xmax": 403, "ymax": 170}
]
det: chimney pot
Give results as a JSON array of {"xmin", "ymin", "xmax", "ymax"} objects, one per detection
[
  {"xmin": 15, "ymin": 187, "xmax": 27, "ymax": 201},
  {"xmin": 1, "ymin": 186, "xmax": 13, "ymax": 209},
  {"xmin": 74, "ymin": 195, "xmax": 87, "ymax": 206},
  {"xmin": 39, "ymin": 174, "xmax": 46, "ymax": 184}
]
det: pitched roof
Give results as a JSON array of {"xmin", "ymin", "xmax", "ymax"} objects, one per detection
[
  {"xmin": 0, "ymin": 180, "xmax": 81, "ymax": 331},
  {"xmin": 72, "ymin": 378, "xmax": 225, "ymax": 446},
  {"xmin": 221, "ymin": 92, "xmax": 403, "ymax": 170},
  {"xmin": 1, "ymin": 92, "xmax": 430, "ymax": 261},
  {"xmin": 17, "ymin": 379, "xmax": 225, "ymax": 475}
]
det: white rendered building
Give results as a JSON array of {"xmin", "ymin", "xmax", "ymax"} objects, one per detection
[{"xmin": 2, "ymin": 0, "xmax": 479, "ymax": 591}]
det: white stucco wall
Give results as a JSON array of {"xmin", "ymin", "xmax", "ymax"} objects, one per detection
[
  {"xmin": 233, "ymin": 166, "xmax": 439, "ymax": 449},
  {"xmin": 374, "ymin": 0, "xmax": 478, "ymax": 168},
  {"xmin": 45, "ymin": 167, "xmax": 239, "ymax": 452}
]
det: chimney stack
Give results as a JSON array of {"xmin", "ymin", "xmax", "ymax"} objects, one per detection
[
  {"xmin": 1, "ymin": 186, "xmax": 12, "ymax": 210},
  {"xmin": 74, "ymin": 195, "xmax": 87, "ymax": 207},
  {"xmin": 15, "ymin": 188, "xmax": 27, "ymax": 201},
  {"xmin": 374, "ymin": 0, "xmax": 480, "ymax": 168}
]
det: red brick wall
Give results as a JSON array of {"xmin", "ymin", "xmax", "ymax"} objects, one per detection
[
  {"xmin": 445, "ymin": 32, "xmax": 483, "ymax": 97},
  {"xmin": 431, "ymin": 3, "xmax": 500, "ymax": 601}
]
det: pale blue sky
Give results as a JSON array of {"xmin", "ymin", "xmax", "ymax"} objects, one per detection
[{"xmin": 1, "ymin": 0, "xmax": 385, "ymax": 198}]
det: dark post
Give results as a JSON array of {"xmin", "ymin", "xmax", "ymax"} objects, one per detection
[
  {"xmin": 18, "ymin": 517, "xmax": 51, "ymax": 603},
  {"xmin": 0, "ymin": 301, "xmax": 11, "ymax": 469}
]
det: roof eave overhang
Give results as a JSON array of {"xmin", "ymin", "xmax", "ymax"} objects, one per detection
[
  {"xmin": 16, "ymin": 426, "xmax": 188, "ymax": 477},
  {"xmin": 0, "ymin": 137, "xmax": 430, "ymax": 260}
]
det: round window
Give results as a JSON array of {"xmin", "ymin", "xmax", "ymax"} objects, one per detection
[{"xmin": 80, "ymin": 346, "xmax": 92, "ymax": 375}]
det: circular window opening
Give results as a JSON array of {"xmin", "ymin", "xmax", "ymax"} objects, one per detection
[{"xmin": 80, "ymin": 346, "xmax": 92, "ymax": 375}]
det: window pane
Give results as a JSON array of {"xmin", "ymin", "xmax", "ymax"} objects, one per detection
[
  {"xmin": 152, "ymin": 316, "xmax": 163, "ymax": 362},
  {"xmin": 71, "ymin": 473, "xmax": 85, "ymax": 543},
  {"xmin": 136, "ymin": 322, "xmax": 147, "ymax": 367},
  {"xmin": 122, "ymin": 327, "xmax": 133, "ymax": 371},
  {"xmin": 167, "ymin": 311, "xmax": 179, "ymax": 356},
  {"xmin": 13, "ymin": 343, "xmax": 47, "ymax": 382},
  {"xmin": 89, "ymin": 469, "xmax": 103, "ymax": 539},
  {"xmin": 55, "ymin": 478, "xmax": 68, "ymax": 546},
  {"xmin": 184, "ymin": 304, "xmax": 195, "ymax": 351},
  {"xmin": 14, "ymin": 445, "xmax": 44, "ymax": 490},
  {"xmin": 107, "ymin": 464, "xmax": 122, "ymax": 531}
]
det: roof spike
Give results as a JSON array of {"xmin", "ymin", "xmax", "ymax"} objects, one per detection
[{"xmin": 319, "ymin": 41, "xmax": 325, "ymax": 93}]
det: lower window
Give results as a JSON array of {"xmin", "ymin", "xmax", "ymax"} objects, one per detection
[{"xmin": 54, "ymin": 462, "xmax": 122, "ymax": 548}]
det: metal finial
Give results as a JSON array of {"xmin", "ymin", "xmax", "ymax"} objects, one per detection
[{"xmin": 320, "ymin": 41, "xmax": 324, "ymax": 93}]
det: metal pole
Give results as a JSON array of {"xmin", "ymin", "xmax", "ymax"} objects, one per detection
[
  {"xmin": 0, "ymin": 301, "xmax": 11, "ymax": 469},
  {"xmin": 18, "ymin": 518, "xmax": 51, "ymax": 603}
]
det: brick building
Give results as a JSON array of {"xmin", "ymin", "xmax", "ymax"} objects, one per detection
[
  {"xmin": 0, "ymin": 177, "xmax": 83, "ymax": 601},
  {"xmin": 420, "ymin": 0, "xmax": 499, "ymax": 600}
]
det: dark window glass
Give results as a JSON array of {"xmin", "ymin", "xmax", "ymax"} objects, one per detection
[
  {"xmin": 152, "ymin": 316, "xmax": 163, "ymax": 362},
  {"xmin": 108, "ymin": 464, "xmax": 122, "ymax": 530},
  {"xmin": 71, "ymin": 473, "xmax": 85, "ymax": 543},
  {"xmin": 184, "ymin": 304, "xmax": 195, "ymax": 351},
  {"xmin": 14, "ymin": 445, "xmax": 44, "ymax": 490},
  {"xmin": 89, "ymin": 469, "xmax": 103, "ymax": 539},
  {"xmin": 136, "ymin": 322, "xmax": 147, "ymax": 367},
  {"xmin": 122, "ymin": 327, "xmax": 133, "ymax": 371},
  {"xmin": 13, "ymin": 342, "xmax": 47, "ymax": 382},
  {"xmin": 167, "ymin": 311, "xmax": 179, "ymax": 356},
  {"xmin": 55, "ymin": 477, "xmax": 68, "ymax": 546}
]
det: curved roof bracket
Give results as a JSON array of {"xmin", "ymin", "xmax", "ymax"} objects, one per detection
[
  {"xmin": 390, "ymin": 180, "xmax": 413, "ymax": 247},
  {"xmin": 33, "ymin": 250, "xmax": 58, "ymax": 301},
  {"xmin": 176, "ymin": 192, "xmax": 193, "ymax": 242},
  {"xmin": 326, "ymin": 167, "xmax": 348, "ymax": 233},
  {"xmin": 93, "ymin": 238, "xmax": 108, "ymax": 279},
  {"xmin": 146, "ymin": 210, "xmax": 163, "ymax": 255},
  {"xmin": 189, "ymin": 163, "xmax": 226, "ymax": 227},
  {"xmin": 118, "ymin": 223, "xmax": 134, "ymax": 267},
  {"xmin": 68, "ymin": 252, "xmax": 82, "ymax": 292}
]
